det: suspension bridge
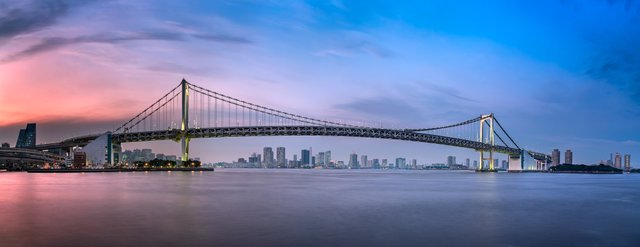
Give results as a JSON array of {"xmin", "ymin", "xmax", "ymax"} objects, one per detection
[{"xmin": 36, "ymin": 79, "xmax": 550, "ymax": 171}]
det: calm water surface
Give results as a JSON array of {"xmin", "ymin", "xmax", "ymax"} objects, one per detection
[{"xmin": 1, "ymin": 169, "xmax": 639, "ymax": 247}]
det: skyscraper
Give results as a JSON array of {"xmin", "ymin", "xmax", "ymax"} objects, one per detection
[
  {"xmin": 324, "ymin": 151, "xmax": 331, "ymax": 167},
  {"xmin": 373, "ymin": 159, "xmax": 380, "ymax": 169},
  {"xmin": 317, "ymin": 152, "xmax": 325, "ymax": 166},
  {"xmin": 349, "ymin": 153, "xmax": 358, "ymax": 168},
  {"xmin": 301, "ymin": 149, "xmax": 310, "ymax": 166},
  {"xmin": 447, "ymin": 156, "xmax": 456, "ymax": 166},
  {"xmin": 381, "ymin": 159, "xmax": 388, "ymax": 168},
  {"xmin": 465, "ymin": 158, "xmax": 470, "ymax": 168},
  {"xmin": 15, "ymin": 123, "xmax": 36, "ymax": 148},
  {"xmin": 565, "ymin": 149, "xmax": 573, "ymax": 165},
  {"xmin": 263, "ymin": 147, "xmax": 274, "ymax": 168},
  {"xmin": 395, "ymin": 157, "xmax": 406, "ymax": 169},
  {"xmin": 361, "ymin": 155, "xmax": 368, "ymax": 168},
  {"xmin": 411, "ymin": 159, "xmax": 417, "ymax": 169},
  {"xmin": 624, "ymin": 154, "xmax": 631, "ymax": 171},
  {"xmin": 276, "ymin": 147, "xmax": 286, "ymax": 168},
  {"xmin": 552, "ymin": 149, "xmax": 560, "ymax": 166},
  {"xmin": 615, "ymin": 153, "xmax": 622, "ymax": 169}
]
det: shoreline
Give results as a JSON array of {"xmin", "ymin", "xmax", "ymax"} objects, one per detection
[{"xmin": 26, "ymin": 168, "xmax": 214, "ymax": 173}]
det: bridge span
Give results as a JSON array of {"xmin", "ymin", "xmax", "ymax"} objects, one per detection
[{"xmin": 36, "ymin": 79, "xmax": 550, "ymax": 171}]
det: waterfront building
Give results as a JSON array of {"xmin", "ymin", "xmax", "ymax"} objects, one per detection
[
  {"xmin": 552, "ymin": 149, "xmax": 560, "ymax": 166},
  {"xmin": 301, "ymin": 149, "xmax": 311, "ymax": 166},
  {"xmin": 361, "ymin": 155, "xmax": 368, "ymax": 168},
  {"xmin": 15, "ymin": 123, "xmax": 36, "ymax": 148},
  {"xmin": 447, "ymin": 156, "xmax": 456, "ymax": 166},
  {"xmin": 624, "ymin": 154, "xmax": 630, "ymax": 171},
  {"xmin": 614, "ymin": 153, "xmax": 622, "ymax": 169},
  {"xmin": 473, "ymin": 160, "xmax": 478, "ymax": 169},
  {"xmin": 324, "ymin": 151, "xmax": 331, "ymax": 167},
  {"xmin": 411, "ymin": 159, "xmax": 417, "ymax": 169},
  {"xmin": 565, "ymin": 149, "xmax": 573, "ymax": 165},
  {"xmin": 263, "ymin": 147, "xmax": 274, "ymax": 168},
  {"xmin": 395, "ymin": 157, "xmax": 406, "ymax": 169},
  {"xmin": 276, "ymin": 147, "xmax": 286, "ymax": 168},
  {"xmin": 1, "ymin": 142, "xmax": 9, "ymax": 148},
  {"xmin": 381, "ymin": 159, "xmax": 388, "ymax": 168},
  {"xmin": 317, "ymin": 152, "xmax": 325, "ymax": 166},
  {"xmin": 373, "ymin": 159, "xmax": 380, "ymax": 169},
  {"xmin": 349, "ymin": 153, "xmax": 358, "ymax": 168},
  {"xmin": 465, "ymin": 158, "xmax": 470, "ymax": 168}
]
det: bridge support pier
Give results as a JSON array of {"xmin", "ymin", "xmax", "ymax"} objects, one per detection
[
  {"xmin": 477, "ymin": 114, "xmax": 496, "ymax": 171},
  {"xmin": 508, "ymin": 152, "xmax": 523, "ymax": 172},
  {"xmin": 181, "ymin": 79, "xmax": 190, "ymax": 163}
]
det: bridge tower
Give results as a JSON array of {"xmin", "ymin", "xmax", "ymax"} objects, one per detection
[
  {"xmin": 478, "ymin": 114, "xmax": 496, "ymax": 171},
  {"xmin": 181, "ymin": 79, "xmax": 190, "ymax": 162}
]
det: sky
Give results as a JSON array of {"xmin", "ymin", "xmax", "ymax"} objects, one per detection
[{"xmin": 1, "ymin": 0, "xmax": 639, "ymax": 165}]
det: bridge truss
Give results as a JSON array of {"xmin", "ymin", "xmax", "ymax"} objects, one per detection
[{"xmin": 104, "ymin": 79, "xmax": 550, "ymax": 170}]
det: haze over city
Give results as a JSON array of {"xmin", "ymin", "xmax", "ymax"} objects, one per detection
[{"xmin": 1, "ymin": 0, "xmax": 639, "ymax": 165}]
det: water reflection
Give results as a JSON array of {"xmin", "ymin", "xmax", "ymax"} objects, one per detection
[{"xmin": 0, "ymin": 170, "xmax": 638, "ymax": 247}]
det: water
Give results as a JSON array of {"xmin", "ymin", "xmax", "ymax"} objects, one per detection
[{"xmin": 1, "ymin": 169, "xmax": 639, "ymax": 247}]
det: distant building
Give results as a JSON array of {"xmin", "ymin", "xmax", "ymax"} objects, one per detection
[
  {"xmin": 447, "ymin": 156, "xmax": 456, "ymax": 166},
  {"xmin": 324, "ymin": 151, "xmax": 331, "ymax": 166},
  {"xmin": 1, "ymin": 142, "xmax": 9, "ymax": 148},
  {"xmin": 564, "ymin": 149, "xmax": 573, "ymax": 165},
  {"xmin": 301, "ymin": 149, "xmax": 311, "ymax": 166},
  {"xmin": 395, "ymin": 157, "xmax": 406, "ymax": 169},
  {"xmin": 381, "ymin": 159, "xmax": 388, "ymax": 168},
  {"xmin": 73, "ymin": 152, "xmax": 86, "ymax": 168},
  {"xmin": 373, "ymin": 159, "xmax": 380, "ymax": 169},
  {"xmin": 276, "ymin": 147, "xmax": 286, "ymax": 168},
  {"xmin": 349, "ymin": 153, "xmax": 358, "ymax": 168},
  {"xmin": 15, "ymin": 123, "xmax": 36, "ymax": 148},
  {"xmin": 465, "ymin": 158, "xmax": 470, "ymax": 168},
  {"xmin": 624, "ymin": 154, "xmax": 631, "ymax": 171},
  {"xmin": 411, "ymin": 159, "xmax": 417, "ymax": 168},
  {"xmin": 552, "ymin": 149, "xmax": 560, "ymax": 166},
  {"xmin": 263, "ymin": 147, "xmax": 274, "ymax": 168},
  {"xmin": 473, "ymin": 160, "xmax": 478, "ymax": 169},
  {"xmin": 361, "ymin": 155, "xmax": 368, "ymax": 168},
  {"xmin": 614, "ymin": 153, "xmax": 622, "ymax": 169},
  {"xmin": 317, "ymin": 152, "xmax": 325, "ymax": 166}
]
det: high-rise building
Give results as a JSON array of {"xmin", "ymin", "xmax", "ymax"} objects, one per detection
[
  {"xmin": 317, "ymin": 152, "xmax": 325, "ymax": 166},
  {"xmin": 395, "ymin": 157, "xmax": 406, "ymax": 169},
  {"xmin": 473, "ymin": 160, "xmax": 478, "ymax": 169},
  {"xmin": 361, "ymin": 155, "xmax": 368, "ymax": 168},
  {"xmin": 615, "ymin": 153, "xmax": 622, "ymax": 169},
  {"xmin": 1, "ymin": 142, "xmax": 9, "ymax": 148},
  {"xmin": 276, "ymin": 147, "xmax": 286, "ymax": 168},
  {"xmin": 624, "ymin": 154, "xmax": 631, "ymax": 171},
  {"xmin": 349, "ymin": 153, "xmax": 358, "ymax": 168},
  {"xmin": 324, "ymin": 151, "xmax": 331, "ymax": 166},
  {"xmin": 373, "ymin": 159, "xmax": 380, "ymax": 169},
  {"xmin": 381, "ymin": 159, "xmax": 388, "ymax": 168},
  {"xmin": 552, "ymin": 149, "xmax": 560, "ymax": 166},
  {"xmin": 301, "ymin": 149, "xmax": 311, "ymax": 165},
  {"xmin": 447, "ymin": 156, "xmax": 456, "ymax": 166},
  {"xmin": 465, "ymin": 158, "xmax": 470, "ymax": 168},
  {"xmin": 564, "ymin": 149, "xmax": 573, "ymax": 165},
  {"xmin": 411, "ymin": 159, "xmax": 417, "ymax": 168},
  {"xmin": 15, "ymin": 123, "xmax": 36, "ymax": 148},
  {"xmin": 263, "ymin": 147, "xmax": 274, "ymax": 168}
]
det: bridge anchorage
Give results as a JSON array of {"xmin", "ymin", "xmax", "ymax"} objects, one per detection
[{"xmin": 38, "ymin": 79, "xmax": 551, "ymax": 171}]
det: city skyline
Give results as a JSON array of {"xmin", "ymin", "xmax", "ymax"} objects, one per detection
[{"xmin": 1, "ymin": 1, "xmax": 639, "ymax": 164}]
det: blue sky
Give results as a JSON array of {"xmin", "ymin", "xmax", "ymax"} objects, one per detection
[{"xmin": 0, "ymin": 0, "xmax": 639, "ymax": 165}]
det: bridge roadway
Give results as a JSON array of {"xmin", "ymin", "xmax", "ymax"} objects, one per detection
[
  {"xmin": 35, "ymin": 126, "xmax": 550, "ymax": 161},
  {"xmin": 0, "ymin": 148, "xmax": 65, "ymax": 163}
]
